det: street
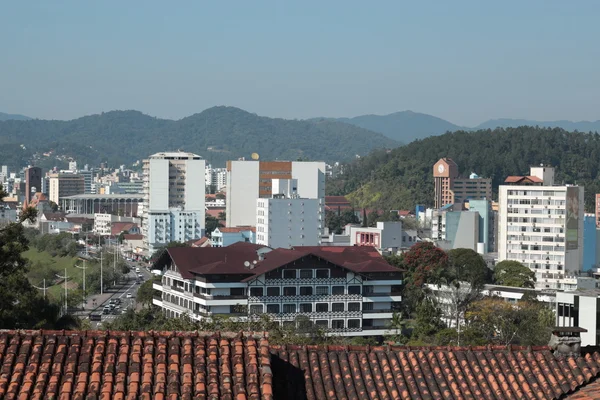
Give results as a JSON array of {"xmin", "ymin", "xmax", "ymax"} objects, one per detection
[{"xmin": 75, "ymin": 261, "xmax": 153, "ymax": 328}]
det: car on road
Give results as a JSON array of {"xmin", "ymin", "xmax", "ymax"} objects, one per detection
[
  {"xmin": 135, "ymin": 267, "xmax": 140, "ymax": 273},
  {"xmin": 90, "ymin": 313, "xmax": 102, "ymax": 321},
  {"xmin": 102, "ymin": 306, "xmax": 111, "ymax": 315},
  {"xmin": 126, "ymin": 292, "xmax": 132, "ymax": 299}
]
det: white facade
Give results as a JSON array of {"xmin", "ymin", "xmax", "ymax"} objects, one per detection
[
  {"xmin": 142, "ymin": 152, "xmax": 205, "ymax": 253},
  {"xmin": 498, "ymin": 169, "xmax": 584, "ymax": 290},
  {"xmin": 349, "ymin": 222, "xmax": 403, "ymax": 251},
  {"xmin": 256, "ymin": 196, "xmax": 321, "ymax": 249},
  {"xmin": 226, "ymin": 161, "xmax": 326, "ymax": 229},
  {"xmin": 556, "ymin": 290, "xmax": 600, "ymax": 346},
  {"xmin": 94, "ymin": 213, "xmax": 114, "ymax": 236}
]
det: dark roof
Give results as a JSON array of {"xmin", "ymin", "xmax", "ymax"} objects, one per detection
[
  {"xmin": 123, "ymin": 234, "xmax": 143, "ymax": 241},
  {"xmin": 166, "ymin": 242, "xmax": 268, "ymax": 279},
  {"xmin": 41, "ymin": 212, "xmax": 66, "ymax": 222},
  {"xmin": 65, "ymin": 217, "xmax": 93, "ymax": 224},
  {"xmin": 0, "ymin": 330, "xmax": 272, "ymax": 400},
  {"xmin": 325, "ymin": 196, "xmax": 351, "ymax": 205},
  {"xmin": 165, "ymin": 244, "xmax": 400, "ymax": 281},
  {"xmin": 270, "ymin": 344, "xmax": 600, "ymax": 400}
]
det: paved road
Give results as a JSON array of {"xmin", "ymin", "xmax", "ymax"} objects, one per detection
[{"xmin": 75, "ymin": 261, "xmax": 153, "ymax": 328}]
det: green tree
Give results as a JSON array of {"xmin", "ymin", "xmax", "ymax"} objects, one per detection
[
  {"xmin": 411, "ymin": 298, "xmax": 446, "ymax": 342},
  {"xmin": 136, "ymin": 280, "xmax": 155, "ymax": 308},
  {"xmin": 493, "ymin": 260, "xmax": 536, "ymax": 288},
  {"xmin": 0, "ymin": 184, "xmax": 61, "ymax": 329},
  {"xmin": 205, "ymin": 215, "xmax": 223, "ymax": 237},
  {"xmin": 465, "ymin": 297, "xmax": 554, "ymax": 346}
]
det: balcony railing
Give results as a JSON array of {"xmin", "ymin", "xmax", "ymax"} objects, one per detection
[
  {"xmin": 363, "ymin": 292, "xmax": 402, "ymax": 297},
  {"xmin": 264, "ymin": 311, "xmax": 362, "ymax": 319},
  {"xmin": 193, "ymin": 293, "xmax": 247, "ymax": 300},
  {"xmin": 362, "ymin": 309, "xmax": 395, "ymax": 314},
  {"xmin": 264, "ymin": 277, "xmax": 348, "ymax": 285},
  {"xmin": 248, "ymin": 294, "xmax": 362, "ymax": 303},
  {"xmin": 170, "ymin": 285, "xmax": 184, "ymax": 293},
  {"xmin": 362, "ymin": 326, "xmax": 390, "ymax": 331}
]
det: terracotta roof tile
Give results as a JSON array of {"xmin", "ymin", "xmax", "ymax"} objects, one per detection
[
  {"xmin": 0, "ymin": 330, "xmax": 272, "ymax": 400},
  {"xmin": 504, "ymin": 175, "xmax": 544, "ymax": 184},
  {"xmin": 269, "ymin": 345, "xmax": 600, "ymax": 400}
]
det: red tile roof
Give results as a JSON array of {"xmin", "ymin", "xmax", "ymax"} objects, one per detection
[
  {"xmin": 111, "ymin": 222, "xmax": 139, "ymax": 236},
  {"xmin": 190, "ymin": 237, "xmax": 211, "ymax": 247},
  {"xmin": 206, "ymin": 208, "xmax": 225, "ymax": 218},
  {"xmin": 217, "ymin": 226, "xmax": 256, "ymax": 233},
  {"xmin": 505, "ymin": 175, "xmax": 544, "ymax": 184},
  {"xmin": 123, "ymin": 234, "xmax": 143, "ymax": 240},
  {"xmin": 270, "ymin": 344, "xmax": 600, "ymax": 400},
  {"xmin": 0, "ymin": 330, "xmax": 273, "ymax": 400},
  {"xmin": 325, "ymin": 196, "xmax": 351, "ymax": 205}
]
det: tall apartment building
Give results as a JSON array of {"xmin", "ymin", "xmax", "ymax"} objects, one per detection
[
  {"xmin": 256, "ymin": 179, "xmax": 321, "ymax": 249},
  {"xmin": 0, "ymin": 166, "xmax": 8, "ymax": 183},
  {"xmin": 432, "ymin": 206, "xmax": 481, "ymax": 252},
  {"xmin": 152, "ymin": 243, "xmax": 403, "ymax": 336},
  {"xmin": 226, "ymin": 160, "xmax": 325, "ymax": 228},
  {"xmin": 48, "ymin": 173, "xmax": 85, "ymax": 204},
  {"xmin": 24, "ymin": 166, "xmax": 42, "ymax": 205},
  {"xmin": 433, "ymin": 158, "xmax": 492, "ymax": 209},
  {"xmin": 498, "ymin": 165, "xmax": 584, "ymax": 289},
  {"xmin": 142, "ymin": 152, "xmax": 205, "ymax": 254},
  {"xmin": 595, "ymin": 194, "xmax": 600, "ymax": 227}
]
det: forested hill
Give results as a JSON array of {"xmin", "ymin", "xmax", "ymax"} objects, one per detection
[
  {"xmin": 0, "ymin": 107, "xmax": 398, "ymax": 168},
  {"xmin": 327, "ymin": 126, "xmax": 600, "ymax": 212}
]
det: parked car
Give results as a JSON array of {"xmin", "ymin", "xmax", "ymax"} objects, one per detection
[
  {"xmin": 126, "ymin": 292, "xmax": 132, "ymax": 299},
  {"xmin": 89, "ymin": 313, "xmax": 102, "ymax": 321}
]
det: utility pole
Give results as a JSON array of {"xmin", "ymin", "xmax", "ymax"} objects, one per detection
[
  {"xmin": 56, "ymin": 269, "xmax": 68, "ymax": 314},
  {"xmin": 31, "ymin": 279, "xmax": 47, "ymax": 299},
  {"xmin": 99, "ymin": 236, "xmax": 103, "ymax": 295},
  {"xmin": 75, "ymin": 260, "xmax": 88, "ymax": 310}
]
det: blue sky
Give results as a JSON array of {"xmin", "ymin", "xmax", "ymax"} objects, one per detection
[{"xmin": 1, "ymin": 1, "xmax": 598, "ymax": 125}]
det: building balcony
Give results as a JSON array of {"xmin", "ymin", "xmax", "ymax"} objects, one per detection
[
  {"xmin": 265, "ymin": 310, "xmax": 363, "ymax": 319},
  {"xmin": 248, "ymin": 294, "xmax": 362, "ymax": 303},
  {"xmin": 264, "ymin": 277, "xmax": 349, "ymax": 286},
  {"xmin": 193, "ymin": 293, "xmax": 247, "ymax": 301}
]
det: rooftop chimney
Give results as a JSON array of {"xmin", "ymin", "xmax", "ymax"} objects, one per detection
[{"xmin": 548, "ymin": 327, "xmax": 587, "ymax": 357}]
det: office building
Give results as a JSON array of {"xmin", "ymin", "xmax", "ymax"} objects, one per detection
[
  {"xmin": 583, "ymin": 214, "xmax": 599, "ymax": 272},
  {"xmin": 596, "ymin": 194, "xmax": 600, "ymax": 227},
  {"xmin": 24, "ymin": 166, "xmax": 42, "ymax": 205},
  {"xmin": 68, "ymin": 161, "xmax": 77, "ymax": 172},
  {"xmin": 152, "ymin": 243, "xmax": 402, "ymax": 336},
  {"xmin": 432, "ymin": 206, "xmax": 481, "ymax": 252},
  {"xmin": 498, "ymin": 165, "xmax": 584, "ymax": 289},
  {"xmin": 433, "ymin": 158, "xmax": 492, "ymax": 209},
  {"xmin": 226, "ymin": 160, "xmax": 325, "ymax": 229},
  {"xmin": 556, "ymin": 290, "xmax": 600, "ymax": 346},
  {"xmin": 467, "ymin": 199, "xmax": 497, "ymax": 253},
  {"xmin": 256, "ymin": 179, "xmax": 321, "ymax": 249},
  {"xmin": 48, "ymin": 173, "xmax": 85, "ymax": 204},
  {"xmin": 142, "ymin": 152, "xmax": 205, "ymax": 254}
]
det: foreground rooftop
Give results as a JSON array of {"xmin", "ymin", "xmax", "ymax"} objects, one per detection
[{"xmin": 1, "ymin": 330, "xmax": 600, "ymax": 399}]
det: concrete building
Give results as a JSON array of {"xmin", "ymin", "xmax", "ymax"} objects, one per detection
[
  {"xmin": 256, "ymin": 179, "xmax": 321, "ymax": 249},
  {"xmin": 433, "ymin": 158, "xmax": 492, "ymax": 209},
  {"xmin": 142, "ymin": 152, "xmax": 205, "ymax": 254},
  {"xmin": 48, "ymin": 173, "xmax": 85, "ymax": 205},
  {"xmin": 596, "ymin": 194, "xmax": 600, "ymax": 228},
  {"xmin": 466, "ymin": 199, "xmax": 497, "ymax": 253},
  {"xmin": 432, "ymin": 206, "xmax": 481, "ymax": 252},
  {"xmin": 349, "ymin": 222, "xmax": 403, "ymax": 253},
  {"xmin": 556, "ymin": 290, "xmax": 600, "ymax": 346},
  {"xmin": 226, "ymin": 160, "xmax": 325, "ymax": 229},
  {"xmin": 24, "ymin": 167, "xmax": 42, "ymax": 205},
  {"xmin": 211, "ymin": 227, "xmax": 255, "ymax": 247},
  {"xmin": 583, "ymin": 214, "xmax": 599, "ymax": 272},
  {"xmin": 498, "ymin": 165, "xmax": 584, "ymax": 290},
  {"xmin": 60, "ymin": 194, "xmax": 142, "ymax": 217},
  {"xmin": 0, "ymin": 203, "xmax": 17, "ymax": 225},
  {"xmin": 152, "ymin": 243, "xmax": 403, "ymax": 336},
  {"xmin": 77, "ymin": 169, "xmax": 94, "ymax": 194},
  {"xmin": 0, "ymin": 166, "xmax": 8, "ymax": 183}
]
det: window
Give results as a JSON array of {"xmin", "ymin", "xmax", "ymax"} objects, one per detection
[
  {"xmin": 332, "ymin": 303, "xmax": 344, "ymax": 312},
  {"xmin": 267, "ymin": 287, "xmax": 280, "ymax": 296},
  {"xmin": 231, "ymin": 288, "xmax": 244, "ymax": 296},
  {"xmin": 249, "ymin": 305, "xmax": 263, "ymax": 314},
  {"xmin": 348, "ymin": 286, "xmax": 361, "ymax": 295},
  {"xmin": 266, "ymin": 270, "xmax": 281, "ymax": 279},
  {"xmin": 283, "ymin": 270, "xmax": 297, "ymax": 279},
  {"xmin": 315, "ymin": 320, "xmax": 328, "ymax": 328},
  {"xmin": 332, "ymin": 320, "xmax": 344, "ymax": 329},
  {"xmin": 363, "ymin": 302, "xmax": 374, "ymax": 311},
  {"xmin": 283, "ymin": 304, "xmax": 296, "ymax": 313},
  {"xmin": 249, "ymin": 287, "xmax": 263, "ymax": 297},
  {"xmin": 332, "ymin": 286, "xmax": 344, "ymax": 295},
  {"xmin": 348, "ymin": 302, "xmax": 361, "ymax": 311},
  {"xmin": 283, "ymin": 287, "xmax": 296, "ymax": 296},
  {"xmin": 300, "ymin": 303, "xmax": 312, "ymax": 312},
  {"xmin": 316, "ymin": 269, "xmax": 329, "ymax": 278},
  {"xmin": 266, "ymin": 304, "xmax": 280, "ymax": 314},
  {"xmin": 300, "ymin": 286, "xmax": 313, "ymax": 296},
  {"xmin": 315, "ymin": 286, "xmax": 329, "ymax": 295},
  {"xmin": 363, "ymin": 286, "xmax": 374, "ymax": 295},
  {"xmin": 316, "ymin": 303, "xmax": 328, "ymax": 312},
  {"xmin": 348, "ymin": 319, "xmax": 361, "ymax": 328},
  {"xmin": 300, "ymin": 269, "xmax": 313, "ymax": 279}
]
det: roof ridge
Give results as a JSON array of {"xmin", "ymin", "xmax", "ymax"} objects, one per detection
[
  {"xmin": 268, "ymin": 343, "xmax": 553, "ymax": 353},
  {"xmin": 0, "ymin": 329, "xmax": 269, "ymax": 339}
]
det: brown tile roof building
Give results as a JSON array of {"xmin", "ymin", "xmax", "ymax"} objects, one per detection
[
  {"xmin": 504, "ymin": 175, "xmax": 544, "ymax": 184},
  {"xmin": 3, "ymin": 330, "xmax": 600, "ymax": 400},
  {"xmin": 218, "ymin": 226, "xmax": 256, "ymax": 233},
  {"xmin": 0, "ymin": 330, "xmax": 273, "ymax": 400}
]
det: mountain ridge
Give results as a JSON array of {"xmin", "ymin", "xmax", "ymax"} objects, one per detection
[
  {"xmin": 0, "ymin": 112, "xmax": 32, "ymax": 121},
  {"xmin": 0, "ymin": 106, "xmax": 398, "ymax": 169}
]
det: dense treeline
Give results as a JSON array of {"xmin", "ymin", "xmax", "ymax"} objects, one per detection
[
  {"xmin": 0, "ymin": 107, "xmax": 398, "ymax": 169},
  {"xmin": 328, "ymin": 126, "xmax": 600, "ymax": 211}
]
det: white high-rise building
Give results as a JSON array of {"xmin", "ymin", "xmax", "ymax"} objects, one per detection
[
  {"xmin": 256, "ymin": 179, "xmax": 321, "ymax": 249},
  {"xmin": 142, "ymin": 152, "xmax": 205, "ymax": 254},
  {"xmin": 226, "ymin": 160, "xmax": 325, "ymax": 229},
  {"xmin": 498, "ymin": 165, "xmax": 584, "ymax": 290}
]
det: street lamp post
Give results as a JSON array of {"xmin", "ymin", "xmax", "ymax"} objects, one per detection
[
  {"xmin": 74, "ymin": 260, "xmax": 88, "ymax": 310},
  {"xmin": 99, "ymin": 236, "xmax": 103, "ymax": 295},
  {"xmin": 31, "ymin": 279, "xmax": 47, "ymax": 298},
  {"xmin": 56, "ymin": 268, "xmax": 68, "ymax": 314}
]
